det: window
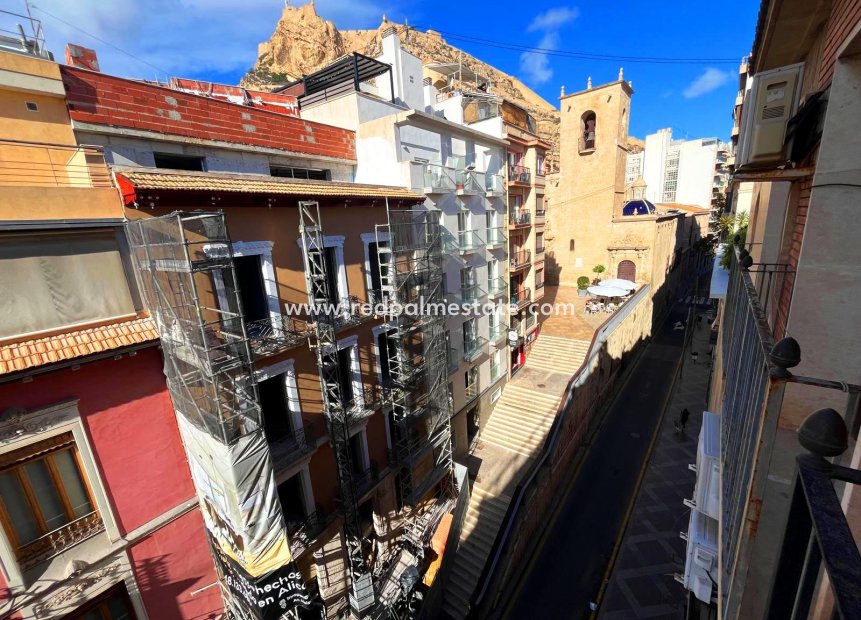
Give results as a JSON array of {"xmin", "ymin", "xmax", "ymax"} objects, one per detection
[
  {"xmin": 25, "ymin": 101, "xmax": 38, "ymax": 112},
  {"xmin": 64, "ymin": 583, "xmax": 136, "ymax": 620},
  {"xmin": 0, "ymin": 434, "xmax": 102, "ymax": 566},
  {"xmin": 153, "ymin": 152, "xmax": 205, "ymax": 171},
  {"xmin": 536, "ymin": 153, "xmax": 545, "ymax": 176},
  {"xmin": 491, "ymin": 349, "xmax": 503, "ymax": 380},
  {"xmin": 270, "ymin": 165, "xmax": 330, "ymax": 181}
]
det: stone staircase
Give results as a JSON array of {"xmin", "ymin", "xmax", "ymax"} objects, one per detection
[
  {"xmin": 441, "ymin": 485, "xmax": 510, "ymax": 619},
  {"xmin": 440, "ymin": 334, "xmax": 591, "ymax": 618}
]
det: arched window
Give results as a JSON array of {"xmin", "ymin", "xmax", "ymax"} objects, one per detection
[
  {"xmin": 617, "ymin": 260, "xmax": 636, "ymax": 281},
  {"xmin": 581, "ymin": 111, "xmax": 596, "ymax": 151}
]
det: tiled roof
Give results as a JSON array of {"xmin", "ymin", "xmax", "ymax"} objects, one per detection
[
  {"xmin": 115, "ymin": 168, "xmax": 425, "ymax": 201},
  {"xmin": 0, "ymin": 317, "xmax": 159, "ymax": 376}
]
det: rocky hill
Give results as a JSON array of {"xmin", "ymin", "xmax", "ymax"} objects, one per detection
[{"xmin": 241, "ymin": 2, "xmax": 560, "ymax": 161}]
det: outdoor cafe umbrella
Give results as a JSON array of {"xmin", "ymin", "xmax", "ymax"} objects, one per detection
[
  {"xmin": 587, "ymin": 285, "xmax": 629, "ymax": 298},
  {"xmin": 600, "ymin": 278, "xmax": 636, "ymax": 291}
]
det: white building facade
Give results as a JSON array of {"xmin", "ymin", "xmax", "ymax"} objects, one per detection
[{"xmin": 639, "ymin": 128, "xmax": 724, "ymax": 208}]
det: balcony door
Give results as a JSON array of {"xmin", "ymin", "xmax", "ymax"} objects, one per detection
[
  {"xmin": 234, "ymin": 254, "xmax": 269, "ymax": 323},
  {"xmin": 259, "ymin": 374, "xmax": 294, "ymax": 442}
]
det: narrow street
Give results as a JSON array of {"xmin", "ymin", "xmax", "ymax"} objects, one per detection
[{"xmin": 504, "ymin": 301, "xmax": 690, "ymax": 619}]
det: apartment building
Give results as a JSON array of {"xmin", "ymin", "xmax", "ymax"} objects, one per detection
[
  {"xmin": 431, "ymin": 85, "xmax": 548, "ymax": 372},
  {"xmin": 0, "ymin": 18, "xmax": 222, "ymax": 620},
  {"xmin": 682, "ymin": 1, "xmax": 861, "ymax": 617},
  {"xmin": 286, "ymin": 29, "xmax": 511, "ymax": 458},
  {"xmin": 56, "ymin": 50, "xmax": 465, "ymax": 618}
]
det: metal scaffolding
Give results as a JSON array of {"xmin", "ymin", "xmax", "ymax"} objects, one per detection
[
  {"xmin": 126, "ymin": 212, "xmax": 312, "ymax": 619},
  {"xmin": 298, "ymin": 201, "xmax": 375, "ymax": 617},
  {"xmin": 376, "ymin": 208, "xmax": 455, "ymax": 551}
]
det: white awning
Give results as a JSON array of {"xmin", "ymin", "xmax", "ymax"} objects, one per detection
[{"xmin": 710, "ymin": 245, "xmax": 730, "ymax": 300}]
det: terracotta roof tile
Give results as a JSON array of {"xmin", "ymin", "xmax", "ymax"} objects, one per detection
[
  {"xmin": 0, "ymin": 317, "xmax": 159, "ymax": 376},
  {"xmin": 115, "ymin": 168, "xmax": 425, "ymax": 201}
]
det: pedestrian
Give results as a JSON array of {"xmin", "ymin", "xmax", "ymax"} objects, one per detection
[
  {"xmin": 692, "ymin": 350, "xmax": 699, "ymax": 365},
  {"xmin": 680, "ymin": 408, "xmax": 690, "ymax": 433}
]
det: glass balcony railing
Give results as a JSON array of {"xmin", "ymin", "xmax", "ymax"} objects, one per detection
[
  {"xmin": 508, "ymin": 165, "xmax": 532, "ymax": 184},
  {"xmin": 459, "ymin": 283, "xmax": 487, "ymax": 304},
  {"xmin": 485, "ymin": 173, "xmax": 505, "ymax": 194},
  {"xmin": 486, "ymin": 226, "xmax": 506, "ymax": 248},
  {"xmin": 465, "ymin": 380, "xmax": 480, "ymax": 403},
  {"xmin": 421, "ymin": 163, "xmax": 456, "ymax": 192},
  {"xmin": 489, "ymin": 323, "xmax": 507, "ymax": 343},
  {"xmin": 509, "ymin": 211, "xmax": 531, "ymax": 227},
  {"xmin": 457, "ymin": 229, "xmax": 481, "ymax": 253},
  {"xmin": 510, "ymin": 287, "xmax": 531, "ymax": 309},
  {"xmin": 463, "ymin": 336, "xmax": 488, "ymax": 362},
  {"xmin": 487, "ymin": 276, "xmax": 508, "ymax": 298},
  {"xmin": 456, "ymin": 169, "xmax": 485, "ymax": 194},
  {"xmin": 510, "ymin": 250, "xmax": 532, "ymax": 270}
]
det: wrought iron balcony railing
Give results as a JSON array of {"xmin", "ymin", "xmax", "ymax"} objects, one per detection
[
  {"xmin": 507, "ymin": 165, "xmax": 531, "ymax": 184},
  {"xmin": 509, "ymin": 211, "xmax": 531, "ymax": 227},
  {"xmin": 268, "ymin": 423, "xmax": 318, "ymax": 472},
  {"xmin": 286, "ymin": 507, "xmax": 328, "ymax": 557},
  {"xmin": 463, "ymin": 336, "xmax": 488, "ymax": 362},
  {"xmin": 18, "ymin": 511, "xmax": 105, "ymax": 568},
  {"xmin": 510, "ymin": 287, "xmax": 531, "ymax": 309},
  {"xmin": 510, "ymin": 250, "xmax": 532, "ymax": 270},
  {"xmin": 247, "ymin": 315, "xmax": 312, "ymax": 358},
  {"xmin": 352, "ymin": 461, "xmax": 380, "ymax": 498}
]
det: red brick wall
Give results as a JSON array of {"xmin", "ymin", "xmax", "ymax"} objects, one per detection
[
  {"xmin": 818, "ymin": 0, "xmax": 861, "ymax": 88},
  {"xmin": 774, "ymin": 178, "xmax": 811, "ymax": 340},
  {"xmin": 61, "ymin": 67, "xmax": 356, "ymax": 161}
]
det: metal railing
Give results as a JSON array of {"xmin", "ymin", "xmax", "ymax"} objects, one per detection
[
  {"xmin": 510, "ymin": 250, "xmax": 531, "ymax": 269},
  {"xmin": 489, "ymin": 323, "xmax": 507, "ymax": 343},
  {"xmin": 509, "ymin": 211, "xmax": 531, "ymax": 227},
  {"xmin": 507, "ymin": 165, "xmax": 531, "ymax": 184},
  {"xmin": 18, "ymin": 511, "xmax": 105, "ymax": 568},
  {"xmin": 487, "ymin": 276, "xmax": 508, "ymax": 298},
  {"xmin": 459, "ymin": 283, "xmax": 487, "ymax": 305},
  {"xmin": 457, "ymin": 229, "xmax": 482, "ymax": 253},
  {"xmin": 286, "ymin": 507, "xmax": 328, "ymax": 557},
  {"xmin": 456, "ymin": 169, "xmax": 485, "ymax": 193},
  {"xmin": 463, "ymin": 336, "xmax": 488, "ymax": 362},
  {"xmin": 246, "ymin": 315, "xmax": 311, "ymax": 357},
  {"xmin": 464, "ymin": 380, "xmax": 480, "ymax": 403},
  {"xmin": 510, "ymin": 287, "xmax": 531, "ymax": 308},
  {"xmin": 486, "ymin": 226, "xmax": 506, "ymax": 248},
  {"xmin": 0, "ymin": 8, "xmax": 49, "ymax": 59},
  {"xmin": 486, "ymin": 173, "xmax": 505, "ymax": 194},
  {"xmin": 421, "ymin": 163, "xmax": 456, "ymax": 192},
  {"xmin": 0, "ymin": 140, "xmax": 113, "ymax": 188},
  {"xmin": 268, "ymin": 424, "xmax": 318, "ymax": 472}
]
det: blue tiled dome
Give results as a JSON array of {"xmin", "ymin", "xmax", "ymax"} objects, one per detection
[{"xmin": 622, "ymin": 199, "xmax": 657, "ymax": 216}]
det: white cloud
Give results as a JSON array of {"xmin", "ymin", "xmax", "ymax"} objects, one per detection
[
  {"xmin": 527, "ymin": 7, "xmax": 579, "ymax": 33},
  {"xmin": 519, "ymin": 7, "xmax": 577, "ymax": 86},
  {"xmin": 29, "ymin": 0, "xmax": 387, "ymax": 82},
  {"xmin": 683, "ymin": 68, "xmax": 731, "ymax": 99},
  {"xmin": 519, "ymin": 32, "xmax": 558, "ymax": 85}
]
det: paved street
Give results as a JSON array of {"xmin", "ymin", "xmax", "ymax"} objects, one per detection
[{"xmin": 504, "ymin": 303, "xmax": 689, "ymax": 619}]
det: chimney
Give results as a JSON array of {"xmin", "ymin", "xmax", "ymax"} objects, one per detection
[{"xmin": 65, "ymin": 44, "xmax": 100, "ymax": 72}]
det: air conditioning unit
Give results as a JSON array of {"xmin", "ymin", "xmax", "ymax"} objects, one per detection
[
  {"xmin": 694, "ymin": 547, "xmax": 715, "ymax": 571},
  {"xmin": 737, "ymin": 62, "xmax": 804, "ymax": 167}
]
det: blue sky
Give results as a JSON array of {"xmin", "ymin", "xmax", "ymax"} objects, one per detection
[{"xmin": 32, "ymin": 0, "xmax": 760, "ymax": 140}]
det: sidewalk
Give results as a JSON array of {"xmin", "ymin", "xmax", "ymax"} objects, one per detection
[{"xmin": 597, "ymin": 306, "xmax": 714, "ymax": 620}]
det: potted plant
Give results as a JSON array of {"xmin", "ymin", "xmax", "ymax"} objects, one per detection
[
  {"xmin": 592, "ymin": 264, "xmax": 606, "ymax": 284},
  {"xmin": 577, "ymin": 276, "xmax": 590, "ymax": 297}
]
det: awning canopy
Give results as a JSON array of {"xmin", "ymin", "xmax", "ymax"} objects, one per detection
[
  {"xmin": 601, "ymin": 278, "xmax": 636, "ymax": 290},
  {"xmin": 115, "ymin": 168, "xmax": 425, "ymax": 206},
  {"xmin": 587, "ymin": 285, "xmax": 629, "ymax": 298}
]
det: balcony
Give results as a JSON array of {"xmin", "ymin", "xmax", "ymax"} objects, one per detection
[
  {"xmin": 510, "ymin": 287, "xmax": 531, "ymax": 310},
  {"xmin": 534, "ymin": 209, "xmax": 546, "ymax": 225},
  {"xmin": 507, "ymin": 165, "xmax": 532, "ymax": 185},
  {"xmin": 344, "ymin": 384, "xmax": 387, "ymax": 427},
  {"xmin": 352, "ymin": 461, "xmax": 381, "ymax": 498},
  {"xmin": 457, "ymin": 229, "xmax": 482, "ymax": 254},
  {"xmin": 465, "ymin": 380, "xmax": 480, "ymax": 403},
  {"xmin": 463, "ymin": 336, "xmax": 488, "ymax": 362},
  {"xmin": 489, "ymin": 322, "xmax": 508, "ymax": 344},
  {"xmin": 486, "ymin": 226, "xmax": 506, "ymax": 248},
  {"xmin": 485, "ymin": 173, "xmax": 505, "ymax": 196},
  {"xmin": 509, "ymin": 211, "xmax": 532, "ymax": 228},
  {"xmin": 334, "ymin": 295, "xmax": 375, "ymax": 332},
  {"xmin": 459, "ymin": 283, "xmax": 487, "ymax": 305},
  {"xmin": 456, "ymin": 169, "xmax": 485, "ymax": 195},
  {"xmin": 247, "ymin": 315, "xmax": 312, "ymax": 358},
  {"xmin": 286, "ymin": 507, "xmax": 328, "ymax": 558},
  {"xmin": 268, "ymin": 423, "xmax": 318, "ymax": 473},
  {"xmin": 421, "ymin": 163, "xmax": 457, "ymax": 193},
  {"xmin": 487, "ymin": 276, "xmax": 508, "ymax": 299},
  {"xmin": 510, "ymin": 250, "xmax": 532, "ymax": 271},
  {"xmin": 579, "ymin": 131, "xmax": 596, "ymax": 153},
  {"xmin": 18, "ymin": 511, "xmax": 105, "ymax": 568}
]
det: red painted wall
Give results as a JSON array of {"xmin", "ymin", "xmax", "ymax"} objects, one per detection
[
  {"xmin": 128, "ymin": 508, "xmax": 222, "ymax": 620},
  {"xmin": 61, "ymin": 67, "xmax": 357, "ymax": 161},
  {"xmin": 0, "ymin": 348, "xmax": 194, "ymax": 534}
]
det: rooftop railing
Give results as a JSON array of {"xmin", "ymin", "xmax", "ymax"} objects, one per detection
[
  {"xmin": 0, "ymin": 9, "xmax": 49, "ymax": 59},
  {"xmin": 0, "ymin": 140, "xmax": 113, "ymax": 188}
]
